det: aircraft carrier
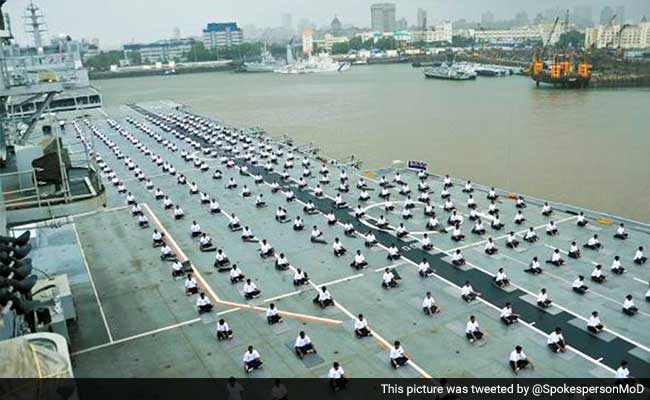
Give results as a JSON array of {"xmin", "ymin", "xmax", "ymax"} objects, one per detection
[{"xmin": 3, "ymin": 94, "xmax": 649, "ymax": 379}]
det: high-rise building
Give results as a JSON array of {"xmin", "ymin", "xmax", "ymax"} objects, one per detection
[
  {"xmin": 281, "ymin": 13, "xmax": 293, "ymax": 32},
  {"xmin": 480, "ymin": 11, "xmax": 495, "ymax": 26},
  {"xmin": 397, "ymin": 17, "xmax": 408, "ymax": 31},
  {"xmin": 371, "ymin": 3, "xmax": 396, "ymax": 33},
  {"xmin": 572, "ymin": 6, "xmax": 593, "ymax": 27},
  {"xmin": 172, "ymin": 27, "xmax": 181, "ymax": 40},
  {"xmin": 514, "ymin": 11, "xmax": 529, "ymax": 27},
  {"xmin": 202, "ymin": 22, "xmax": 243, "ymax": 49},
  {"xmin": 600, "ymin": 6, "xmax": 614, "ymax": 24},
  {"xmin": 615, "ymin": 6, "xmax": 625, "ymax": 24},
  {"xmin": 417, "ymin": 8, "xmax": 427, "ymax": 30}
]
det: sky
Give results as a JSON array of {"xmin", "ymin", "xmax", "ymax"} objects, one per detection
[{"xmin": 4, "ymin": 0, "xmax": 650, "ymax": 48}]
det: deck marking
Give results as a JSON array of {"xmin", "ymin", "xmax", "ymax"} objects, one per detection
[
  {"xmin": 215, "ymin": 299, "xmax": 342, "ymax": 326},
  {"xmin": 142, "ymin": 202, "xmax": 221, "ymax": 303},
  {"xmin": 72, "ymin": 222, "xmax": 114, "ymax": 343},
  {"xmin": 71, "ymin": 317, "xmax": 201, "ymax": 356}
]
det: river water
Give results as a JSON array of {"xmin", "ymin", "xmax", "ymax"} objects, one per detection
[{"xmin": 94, "ymin": 64, "xmax": 650, "ymax": 222}]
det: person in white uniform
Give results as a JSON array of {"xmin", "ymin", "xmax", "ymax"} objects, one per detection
[
  {"xmin": 634, "ymin": 246, "xmax": 647, "ymax": 265},
  {"xmin": 243, "ymin": 279, "xmax": 261, "ymax": 300},
  {"xmin": 216, "ymin": 319, "xmax": 233, "ymax": 341},
  {"xmin": 350, "ymin": 250, "xmax": 368, "ymax": 270},
  {"xmin": 354, "ymin": 313, "xmax": 372, "ymax": 337},
  {"xmin": 465, "ymin": 315, "xmax": 484, "ymax": 343},
  {"xmin": 422, "ymin": 291, "xmax": 440, "ymax": 315},
  {"xmin": 382, "ymin": 268, "xmax": 399, "ymax": 289},
  {"xmin": 509, "ymin": 345, "xmax": 532, "ymax": 374},
  {"xmin": 461, "ymin": 281, "xmax": 480, "ymax": 303},
  {"xmin": 547, "ymin": 327, "xmax": 567, "ymax": 353},
  {"xmin": 587, "ymin": 311, "xmax": 604, "ymax": 334},
  {"xmin": 293, "ymin": 268, "xmax": 308, "ymax": 286},
  {"xmin": 389, "ymin": 341, "xmax": 409, "ymax": 369},
  {"xmin": 313, "ymin": 286, "xmax": 334, "ymax": 308},
  {"xmin": 242, "ymin": 346, "xmax": 263, "ymax": 373},
  {"xmin": 571, "ymin": 275, "xmax": 589, "ymax": 294},
  {"xmin": 494, "ymin": 268, "xmax": 509, "ymax": 287},
  {"xmin": 500, "ymin": 303, "xmax": 519, "ymax": 325},
  {"xmin": 196, "ymin": 292, "xmax": 213, "ymax": 314},
  {"xmin": 590, "ymin": 264, "xmax": 606, "ymax": 283},
  {"xmin": 537, "ymin": 288, "xmax": 552, "ymax": 308},
  {"xmin": 294, "ymin": 331, "xmax": 316, "ymax": 359},
  {"xmin": 328, "ymin": 362, "xmax": 347, "ymax": 391},
  {"xmin": 266, "ymin": 303, "xmax": 282, "ymax": 324},
  {"xmin": 622, "ymin": 294, "xmax": 638, "ymax": 316}
]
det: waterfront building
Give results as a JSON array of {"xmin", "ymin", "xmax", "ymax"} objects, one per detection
[
  {"xmin": 585, "ymin": 22, "xmax": 650, "ymax": 49},
  {"xmin": 202, "ymin": 22, "xmax": 243, "ymax": 49},
  {"xmin": 412, "ymin": 22, "xmax": 452, "ymax": 43},
  {"xmin": 123, "ymin": 38, "xmax": 195, "ymax": 63}
]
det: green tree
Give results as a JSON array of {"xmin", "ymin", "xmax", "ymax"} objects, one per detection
[
  {"xmin": 348, "ymin": 36, "xmax": 364, "ymax": 50},
  {"xmin": 452, "ymin": 35, "xmax": 475, "ymax": 48},
  {"xmin": 556, "ymin": 30, "xmax": 585, "ymax": 49},
  {"xmin": 85, "ymin": 50, "xmax": 125, "ymax": 70},
  {"xmin": 332, "ymin": 42, "xmax": 350, "ymax": 54}
]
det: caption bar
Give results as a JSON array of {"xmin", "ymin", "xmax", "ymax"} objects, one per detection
[{"xmin": 381, "ymin": 382, "xmax": 645, "ymax": 397}]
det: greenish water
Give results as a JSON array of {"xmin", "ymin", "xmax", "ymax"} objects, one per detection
[{"xmin": 94, "ymin": 64, "xmax": 650, "ymax": 222}]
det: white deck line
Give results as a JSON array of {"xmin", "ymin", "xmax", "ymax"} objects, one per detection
[
  {"xmin": 71, "ymin": 317, "xmax": 201, "ymax": 356},
  {"xmin": 72, "ymin": 222, "xmax": 114, "ymax": 343},
  {"xmin": 633, "ymin": 277, "xmax": 649, "ymax": 285},
  {"xmin": 497, "ymin": 252, "xmax": 650, "ymax": 351},
  {"xmin": 259, "ymin": 273, "xmax": 364, "ymax": 304}
]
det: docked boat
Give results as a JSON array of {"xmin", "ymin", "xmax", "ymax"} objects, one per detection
[
  {"xmin": 423, "ymin": 63, "xmax": 477, "ymax": 81},
  {"xmin": 239, "ymin": 48, "xmax": 284, "ymax": 73},
  {"xmin": 275, "ymin": 53, "xmax": 350, "ymax": 74}
]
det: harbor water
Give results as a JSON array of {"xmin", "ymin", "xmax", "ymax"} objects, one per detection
[{"xmin": 94, "ymin": 64, "xmax": 650, "ymax": 222}]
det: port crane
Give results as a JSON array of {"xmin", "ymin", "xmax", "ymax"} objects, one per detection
[{"xmin": 530, "ymin": 12, "xmax": 592, "ymax": 88}]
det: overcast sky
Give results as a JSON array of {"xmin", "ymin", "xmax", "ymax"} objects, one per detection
[{"xmin": 5, "ymin": 0, "xmax": 649, "ymax": 48}]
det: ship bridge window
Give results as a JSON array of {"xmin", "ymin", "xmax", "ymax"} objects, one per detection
[
  {"xmin": 51, "ymin": 98, "xmax": 76, "ymax": 108},
  {"xmin": 89, "ymin": 95, "xmax": 101, "ymax": 104}
]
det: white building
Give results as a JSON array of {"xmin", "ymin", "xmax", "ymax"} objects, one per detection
[
  {"xmin": 314, "ymin": 33, "xmax": 349, "ymax": 52},
  {"xmin": 123, "ymin": 39, "xmax": 195, "ymax": 63},
  {"xmin": 585, "ymin": 22, "xmax": 650, "ymax": 49},
  {"xmin": 412, "ymin": 22, "xmax": 452, "ymax": 43},
  {"xmin": 202, "ymin": 22, "xmax": 243, "ymax": 49},
  {"xmin": 458, "ymin": 23, "xmax": 563, "ymax": 45}
]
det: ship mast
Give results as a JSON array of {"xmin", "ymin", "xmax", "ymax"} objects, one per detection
[{"xmin": 24, "ymin": 0, "xmax": 47, "ymax": 50}]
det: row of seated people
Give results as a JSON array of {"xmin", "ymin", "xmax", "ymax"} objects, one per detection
[{"xmin": 133, "ymin": 114, "xmax": 648, "ymax": 348}]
